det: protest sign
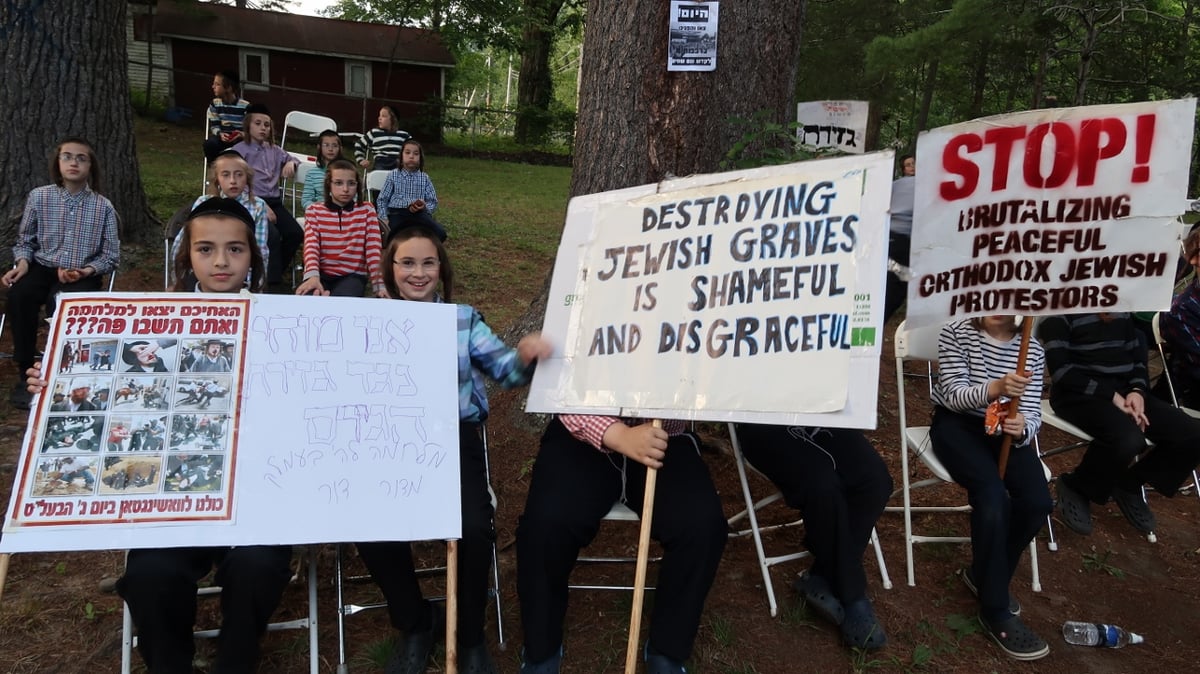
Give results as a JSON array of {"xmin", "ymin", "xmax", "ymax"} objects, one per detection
[
  {"xmin": 527, "ymin": 153, "xmax": 894, "ymax": 428},
  {"xmin": 796, "ymin": 101, "xmax": 869, "ymax": 154},
  {"xmin": 1, "ymin": 293, "xmax": 460, "ymax": 553},
  {"xmin": 667, "ymin": 1, "xmax": 718, "ymax": 72},
  {"xmin": 906, "ymin": 99, "xmax": 1196, "ymax": 328}
]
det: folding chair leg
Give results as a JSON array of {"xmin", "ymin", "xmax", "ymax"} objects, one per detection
[
  {"xmin": 1027, "ymin": 540, "xmax": 1041, "ymax": 593},
  {"xmin": 728, "ymin": 423, "xmax": 781, "ymax": 616},
  {"xmin": 869, "ymin": 528, "xmax": 893, "ymax": 590},
  {"xmin": 306, "ymin": 547, "xmax": 319, "ymax": 674},
  {"xmin": 335, "ymin": 544, "xmax": 350, "ymax": 674},
  {"xmin": 121, "ymin": 602, "xmax": 134, "ymax": 674}
]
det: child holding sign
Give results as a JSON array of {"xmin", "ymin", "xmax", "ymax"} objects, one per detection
[
  {"xmin": 930, "ymin": 316, "xmax": 1051, "ymax": 661},
  {"xmin": 353, "ymin": 224, "xmax": 552, "ymax": 674},
  {"xmin": 515, "ymin": 415, "xmax": 727, "ymax": 673},
  {"xmin": 28, "ymin": 198, "xmax": 288, "ymax": 673}
]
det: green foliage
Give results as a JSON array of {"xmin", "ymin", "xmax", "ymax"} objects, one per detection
[
  {"xmin": 1081, "ymin": 547, "xmax": 1126, "ymax": 578},
  {"xmin": 720, "ymin": 111, "xmax": 829, "ymax": 171},
  {"xmin": 708, "ymin": 613, "xmax": 735, "ymax": 648}
]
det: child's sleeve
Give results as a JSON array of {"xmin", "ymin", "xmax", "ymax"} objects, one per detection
[
  {"xmin": 13, "ymin": 192, "xmax": 42, "ymax": 262},
  {"xmin": 301, "ymin": 167, "xmax": 323, "ymax": 209},
  {"xmin": 559, "ymin": 414, "xmax": 623, "ymax": 451},
  {"xmin": 354, "ymin": 130, "xmax": 372, "ymax": 163},
  {"xmin": 253, "ymin": 199, "xmax": 270, "ymax": 273},
  {"xmin": 206, "ymin": 102, "xmax": 220, "ymax": 139},
  {"xmin": 466, "ymin": 307, "xmax": 531, "ymax": 388},
  {"xmin": 83, "ymin": 201, "xmax": 121, "ymax": 275},
  {"xmin": 364, "ymin": 205, "xmax": 384, "ymax": 292},
  {"xmin": 376, "ymin": 172, "xmax": 396, "ymax": 225},
  {"xmin": 1017, "ymin": 343, "xmax": 1045, "ymax": 445},
  {"xmin": 301, "ymin": 205, "xmax": 321, "ymax": 279},
  {"xmin": 935, "ymin": 322, "xmax": 991, "ymax": 412},
  {"xmin": 424, "ymin": 174, "xmax": 438, "ymax": 213}
]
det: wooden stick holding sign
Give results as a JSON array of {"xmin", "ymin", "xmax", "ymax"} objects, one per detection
[
  {"xmin": 997, "ymin": 318, "xmax": 1036, "ymax": 479},
  {"xmin": 446, "ymin": 539, "xmax": 459, "ymax": 674},
  {"xmin": 0, "ymin": 553, "xmax": 10, "ymax": 604},
  {"xmin": 624, "ymin": 419, "xmax": 662, "ymax": 674}
]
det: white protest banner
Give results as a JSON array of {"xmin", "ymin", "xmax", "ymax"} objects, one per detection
[
  {"xmin": 1, "ymin": 293, "xmax": 460, "ymax": 553},
  {"xmin": 667, "ymin": 1, "xmax": 718, "ymax": 72},
  {"xmin": 796, "ymin": 101, "xmax": 869, "ymax": 154},
  {"xmin": 527, "ymin": 153, "xmax": 894, "ymax": 428},
  {"xmin": 906, "ymin": 99, "xmax": 1196, "ymax": 328}
]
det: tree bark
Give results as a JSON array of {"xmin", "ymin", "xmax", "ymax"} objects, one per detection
[
  {"xmin": 504, "ymin": 0, "xmax": 807, "ymax": 342},
  {"xmin": 514, "ymin": 0, "xmax": 566, "ymax": 144},
  {"xmin": 0, "ymin": 0, "xmax": 158, "ymax": 246}
]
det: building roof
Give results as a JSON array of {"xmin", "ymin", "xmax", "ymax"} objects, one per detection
[{"xmin": 154, "ymin": 1, "xmax": 455, "ymax": 68}]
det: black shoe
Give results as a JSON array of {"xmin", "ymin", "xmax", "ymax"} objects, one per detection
[
  {"xmin": 840, "ymin": 598, "xmax": 887, "ymax": 650},
  {"xmin": 1056, "ymin": 477, "xmax": 1093, "ymax": 535},
  {"xmin": 644, "ymin": 644, "xmax": 687, "ymax": 674},
  {"xmin": 9, "ymin": 382, "xmax": 31, "ymax": 410},
  {"xmin": 979, "ymin": 614, "xmax": 1049, "ymax": 661},
  {"xmin": 961, "ymin": 567, "xmax": 1021, "ymax": 616},
  {"xmin": 1111, "ymin": 487, "xmax": 1156, "ymax": 535},
  {"xmin": 384, "ymin": 606, "xmax": 444, "ymax": 674}
]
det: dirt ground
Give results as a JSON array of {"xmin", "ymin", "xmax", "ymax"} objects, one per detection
[{"xmin": 2, "ymin": 266, "xmax": 1199, "ymax": 674}]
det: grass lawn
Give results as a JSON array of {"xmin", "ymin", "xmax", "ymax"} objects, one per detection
[{"xmin": 133, "ymin": 116, "xmax": 572, "ymax": 329}]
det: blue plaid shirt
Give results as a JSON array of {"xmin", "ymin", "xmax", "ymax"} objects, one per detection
[
  {"xmin": 376, "ymin": 168, "xmax": 438, "ymax": 225},
  {"xmin": 451, "ymin": 300, "xmax": 533, "ymax": 422},
  {"xmin": 15, "ymin": 185, "xmax": 120, "ymax": 273}
]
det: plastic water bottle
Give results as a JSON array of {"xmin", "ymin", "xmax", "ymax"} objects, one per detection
[{"xmin": 1062, "ymin": 621, "xmax": 1145, "ymax": 648}]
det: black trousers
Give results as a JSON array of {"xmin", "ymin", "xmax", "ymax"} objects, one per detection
[
  {"xmin": 117, "ymin": 545, "xmax": 293, "ymax": 674},
  {"xmin": 262, "ymin": 197, "xmax": 302, "ymax": 285},
  {"xmin": 356, "ymin": 422, "xmax": 495, "ymax": 647},
  {"xmin": 1053, "ymin": 389, "xmax": 1200, "ymax": 502},
  {"xmin": 930, "ymin": 409, "xmax": 1052, "ymax": 622},
  {"xmin": 516, "ymin": 418, "xmax": 727, "ymax": 664},
  {"xmin": 882, "ymin": 233, "xmax": 911, "ymax": 325},
  {"xmin": 736, "ymin": 424, "xmax": 892, "ymax": 604},
  {"xmin": 321, "ymin": 273, "xmax": 367, "ymax": 297},
  {"xmin": 5, "ymin": 260, "xmax": 101, "ymax": 371}
]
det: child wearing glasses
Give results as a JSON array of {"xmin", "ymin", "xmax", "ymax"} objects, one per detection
[
  {"xmin": 4, "ymin": 137, "xmax": 120, "ymax": 409},
  {"xmin": 352, "ymin": 224, "xmax": 552, "ymax": 674},
  {"xmin": 295, "ymin": 159, "xmax": 385, "ymax": 297},
  {"xmin": 301, "ymin": 129, "xmax": 344, "ymax": 210}
]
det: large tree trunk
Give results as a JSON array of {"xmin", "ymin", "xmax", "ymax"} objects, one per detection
[
  {"xmin": 514, "ymin": 0, "xmax": 566, "ymax": 144},
  {"xmin": 570, "ymin": 0, "xmax": 808, "ymax": 197},
  {"xmin": 505, "ymin": 0, "xmax": 808, "ymax": 343},
  {"xmin": 0, "ymin": 0, "xmax": 158, "ymax": 246}
]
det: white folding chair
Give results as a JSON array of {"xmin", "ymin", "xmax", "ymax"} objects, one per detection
[
  {"xmin": 726, "ymin": 422, "xmax": 892, "ymax": 617},
  {"xmin": 886, "ymin": 320, "xmax": 1044, "ymax": 590},
  {"xmin": 280, "ymin": 111, "xmax": 338, "ymax": 151},
  {"xmin": 333, "ymin": 423, "xmax": 505, "ymax": 673},
  {"xmin": 120, "ymin": 546, "xmax": 320, "ymax": 674}
]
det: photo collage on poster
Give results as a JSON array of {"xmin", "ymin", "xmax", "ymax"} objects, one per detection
[{"xmin": 32, "ymin": 336, "xmax": 238, "ymax": 499}]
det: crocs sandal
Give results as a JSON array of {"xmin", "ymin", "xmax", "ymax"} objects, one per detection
[
  {"xmin": 1111, "ymin": 487, "xmax": 1156, "ymax": 535},
  {"xmin": 841, "ymin": 598, "xmax": 887, "ymax": 650},
  {"xmin": 1056, "ymin": 478, "xmax": 1093, "ymax": 535},
  {"xmin": 792, "ymin": 572, "xmax": 844, "ymax": 626},
  {"xmin": 961, "ymin": 567, "xmax": 1021, "ymax": 616},
  {"xmin": 979, "ymin": 615, "xmax": 1049, "ymax": 661}
]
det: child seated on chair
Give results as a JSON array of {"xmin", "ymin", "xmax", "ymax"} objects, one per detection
[
  {"xmin": 202, "ymin": 70, "xmax": 250, "ymax": 161},
  {"xmin": 354, "ymin": 225, "xmax": 552, "ymax": 674},
  {"xmin": 5, "ymin": 137, "xmax": 120, "ymax": 410},
  {"xmin": 171, "ymin": 150, "xmax": 271, "ymax": 278},
  {"xmin": 27, "ymin": 198, "xmax": 290, "ymax": 673},
  {"xmin": 377, "ymin": 139, "xmax": 448, "ymax": 242},
  {"xmin": 1039, "ymin": 312, "xmax": 1200, "ymax": 537},
  {"xmin": 1160, "ymin": 226, "xmax": 1200, "ymax": 408},
  {"xmin": 295, "ymin": 159, "xmax": 386, "ymax": 298},
  {"xmin": 515, "ymin": 415, "xmax": 727, "ymax": 674},
  {"xmin": 932, "ymin": 316, "xmax": 1051, "ymax": 660},
  {"xmin": 230, "ymin": 103, "xmax": 301, "ymax": 290},
  {"xmin": 734, "ymin": 424, "xmax": 891, "ymax": 650},
  {"xmin": 355, "ymin": 104, "xmax": 410, "ymax": 171},
  {"xmin": 300, "ymin": 129, "xmax": 342, "ymax": 210}
]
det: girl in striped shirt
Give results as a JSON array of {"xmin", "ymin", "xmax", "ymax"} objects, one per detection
[
  {"xmin": 930, "ymin": 316, "xmax": 1052, "ymax": 661},
  {"xmin": 295, "ymin": 159, "xmax": 386, "ymax": 297}
]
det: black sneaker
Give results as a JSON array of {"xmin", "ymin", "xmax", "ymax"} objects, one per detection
[
  {"xmin": 961, "ymin": 567, "xmax": 1021, "ymax": 616},
  {"xmin": 384, "ymin": 606, "xmax": 444, "ymax": 674},
  {"xmin": 1111, "ymin": 487, "xmax": 1156, "ymax": 535},
  {"xmin": 9, "ymin": 382, "xmax": 31, "ymax": 410},
  {"xmin": 979, "ymin": 614, "xmax": 1049, "ymax": 661},
  {"xmin": 460, "ymin": 642, "xmax": 498, "ymax": 674}
]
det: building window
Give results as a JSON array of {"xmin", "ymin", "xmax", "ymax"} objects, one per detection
[
  {"xmin": 240, "ymin": 49, "xmax": 270, "ymax": 91},
  {"xmin": 346, "ymin": 61, "xmax": 372, "ymax": 97}
]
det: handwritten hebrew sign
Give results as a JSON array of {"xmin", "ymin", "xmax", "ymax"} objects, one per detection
[
  {"xmin": 906, "ymin": 99, "xmax": 1197, "ymax": 328},
  {"xmin": 528, "ymin": 153, "xmax": 894, "ymax": 428},
  {"xmin": 1, "ymin": 293, "xmax": 460, "ymax": 553},
  {"xmin": 796, "ymin": 101, "xmax": 869, "ymax": 154}
]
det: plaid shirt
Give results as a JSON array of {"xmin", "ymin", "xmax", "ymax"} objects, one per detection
[
  {"xmin": 559, "ymin": 415, "xmax": 687, "ymax": 452},
  {"xmin": 376, "ymin": 168, "xmax": 437, "ymax": 224},
  {"xmin": 15, "ymin": 185, "xmax": 120, "ymax": 273},
  {"xmin": 453, "ymin": 300, "xmax": 533, "ymax": 422}
]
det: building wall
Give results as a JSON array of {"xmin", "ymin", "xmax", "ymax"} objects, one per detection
[
  {"xmin": 168, "ymin": 38, "xmax": 446, "ymax": 142},
  {"xmin": 126, "ymin": 3, "xmax": 171, "ymax": 104}
]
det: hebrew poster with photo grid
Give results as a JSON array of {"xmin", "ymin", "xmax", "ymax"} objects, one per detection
[{"xmin": 1, "ymin": 293, "xmax": 460, "ymax": 553}]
